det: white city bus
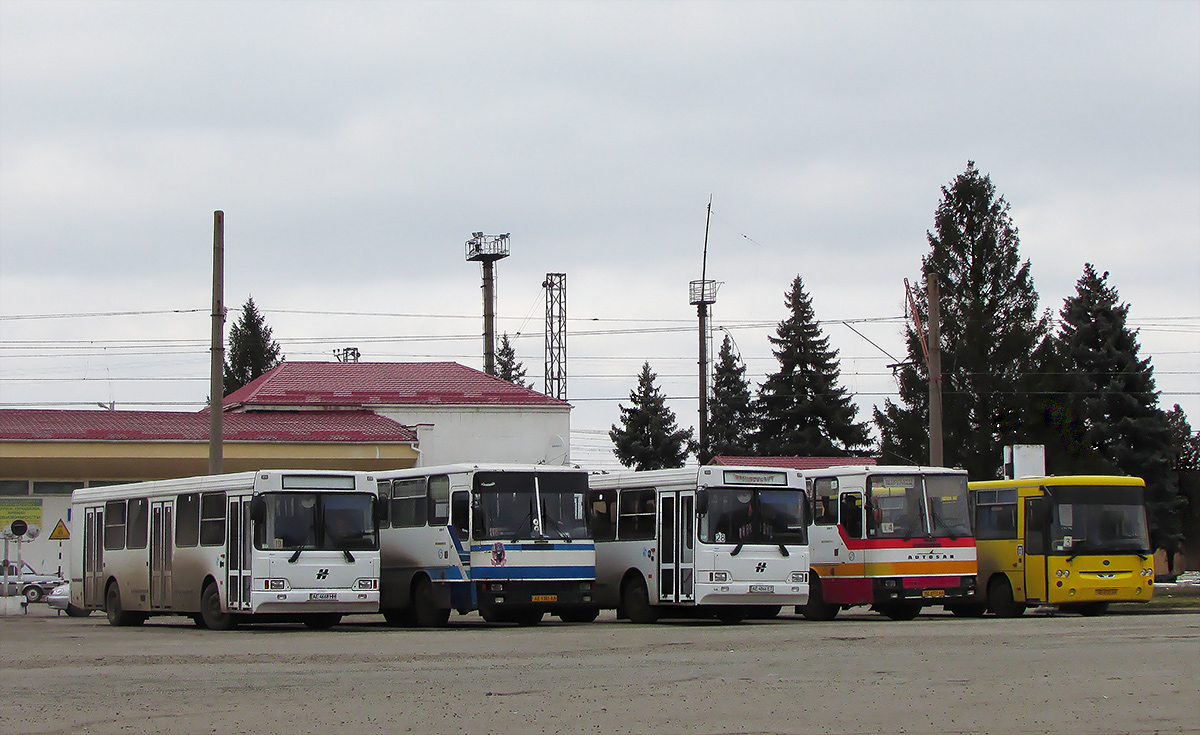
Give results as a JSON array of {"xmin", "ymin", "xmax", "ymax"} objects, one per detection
[
  {"xmin": 72, "ymin": 470, "xmax": 381, "ymax": 630},
  {"xmin": 587, "ymin": 466, "xmax": 810, "ymax": 623},
  {"xmin": 374, "ymin": 464, "xmax": 597, "ymax": 627}
]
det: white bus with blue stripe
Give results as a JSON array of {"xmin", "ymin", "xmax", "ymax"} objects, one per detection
[{"xmin": 374, "ymin": 464, "xmax": 597, "ymax": 626}]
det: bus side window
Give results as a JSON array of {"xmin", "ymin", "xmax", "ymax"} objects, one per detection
[
  {"xmin": 199, "ymin": 492, "xmax": 227, "ymax": 546},
  {"xmin": 104, "ymin": 500, "xmax": 127, "ymax": 550},
  {"xmin": 840, "ymin": 492, "xmax": 864, "ymax": 539},
  {"xmin": 126, "ymin": 497, "xmax": 149, "ymax": 550},
  {"xmin": 391, "ymin": 479, "xmax": 428, "ymax": 528},
  {"xmin": 428, "ymin": 475, "xmax": 450, "ymax": 525},
  {"xmin": 617, "ymin": 488, "xmax": 655, "ymax": 541},
  {"xmin": 450, "ymin": 491, "xmax": 469, "ymax": 539},
  {"xmin": 1025, "ymin": 496, "xmax": 1048, "ymax": 555},
  {"xmin": 588, "ymin": 490, "xmax": 616, "ymax": 541},
  {"xmin": 812, "ymin": 479, "xmax": 839, "ymax": 525},
  {"xmin": 376, "ymin": 480, "xmax": 391, "ymax": 527},
  {"xmin": 176, "ymin": 493, "xmax": 200, "ymax": 547}
]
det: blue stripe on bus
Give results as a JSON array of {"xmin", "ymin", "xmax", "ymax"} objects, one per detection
[
  {"xmin": 469, "ymin": 565, "xmax": 596, "ymax": 580},
  {"xmin": 469, "ymin": 543, "xmax": 596, "ymax": 552}
]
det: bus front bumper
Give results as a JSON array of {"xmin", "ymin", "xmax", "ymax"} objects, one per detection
[{"xmin": 872, "ymin": 576, "xmax": 978, "ymax": 605}]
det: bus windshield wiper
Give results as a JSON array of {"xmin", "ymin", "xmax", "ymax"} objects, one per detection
[
  {"xmin": 778, "ymin": 543, "xmax": 790, "ymax": 557},
  {"xmin": 540, "ymin": 506, "xmax": 571, "ymax": 541},
  {"xmin": 731, "ymin": 543, "xmax": 743, "ymax": 556},
  {"xmin": 342, "ymin": 549, "xmax": 355, "ymax": 563},
  {"xmin": 288, "ymin": 546, "xmax": 305, "ymax": 563}
]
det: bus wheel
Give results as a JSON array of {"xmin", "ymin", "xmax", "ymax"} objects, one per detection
[
  {"xmin": 622, "ymin": 577, "xmax": 659, "ymax": 624},
  {"xmin": 945, "ymin": 603, "xmax": 988, "ymax": 617},
  {"xmin": 514, "ymin": 609, "xmax": 544, "ymax": 627},
  {"xmin": 558, "ymin": 607, "xmax": 600, "ymax": 623},
  {"xmin": 304, "ymin": 614, "xmax": 342, "ymax": 630},
  {"xmin": 877, "ymin": 603, "xmax": 921, "ymax": 621},
  {"xmin": 987, "ymin": 577, "xmax": 1026, "ymax": 618},
  {"xmin": 412, "ymin": 577, "xmax": 450, "ymax": 628},
  {"xmin": 105, "ymin": 582, "xmax": 144, "ymax": 627},
  {"xmin": 799, "ymin": 577, "xmax": 839, "ymax": 621},
  {"xmin": 200, "ymin": 582, "xmax": 238, "ymax": 631},
  {"xmin": 66, "ymin": 604, "xmax": 92, "ymax": 618}
]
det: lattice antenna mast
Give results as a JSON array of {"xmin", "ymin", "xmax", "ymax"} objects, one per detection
[
  {"xmin": 543, "ymin": 273, "xmax": 567, "ymax": 400},
  {"xmin": 465, "ymin": 232, "xmax": 511, "ymax": 375},
  {"xmin": 690, "ymin": 198, "xmax": 719, "ymax": 462}
]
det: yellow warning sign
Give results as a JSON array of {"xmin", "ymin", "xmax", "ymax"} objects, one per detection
[{"xmin": 49, "ymin": 519, "xmax": 70, "ymax": 541}]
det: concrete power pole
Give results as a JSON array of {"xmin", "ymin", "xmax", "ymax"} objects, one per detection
[
  {"xmin": 927, "ymin": 274, "xmax": 944, "ymax": 467},
  {"xmin": 209, "ymin": 211, "xmax": 225, "ymax": 475},
  {"xmin": 465, "ymin": 232, "xmax": 510, "ymax": 376}
]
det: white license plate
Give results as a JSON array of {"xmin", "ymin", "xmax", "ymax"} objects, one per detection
[
  {"xmin": 749, "ymin": 584, "xmax": 774, "ymax": 593},
  {"xmin": 309, "ymin": 592, "xmax": 338, "ymax": 601}
]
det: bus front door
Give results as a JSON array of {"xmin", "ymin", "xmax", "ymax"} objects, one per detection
[
  {"xmin": 656, "ymin": 491, "xmax": 695, "ymax": 604},
  {"xmin": 226, "ymin": 496, "xmax": 253, "ymax": 613},
  {"xmin": 149, "ymin": 500, "xmax": 173, "ymax": 609}
]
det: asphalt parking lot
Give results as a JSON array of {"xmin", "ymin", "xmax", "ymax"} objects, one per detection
[{"xmin": 3, "ymin": 604, "xmax": 1197, "ymax": 735}]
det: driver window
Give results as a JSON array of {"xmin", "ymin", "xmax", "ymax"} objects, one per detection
[{"xmin": 840, "ymin": 492, "xmax": 864, "ymax": 539}]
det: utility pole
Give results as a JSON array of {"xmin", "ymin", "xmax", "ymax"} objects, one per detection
[
  {"xmin": 209, "ymin": 211, "xmax": 225, "ymax": 475},
  {"xmin": 543, "ymin": 273, "xmax": 566, "ymax": 400},
  {"xmin": 926, "ymin": 273, "xmax": 944, "ymax": 467},
  {"xmin": 690, "ymin": 199, "xmax": 718, "ymax": 463}
]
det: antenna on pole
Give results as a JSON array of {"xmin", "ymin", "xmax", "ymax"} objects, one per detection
[
  {"xmin": 466, "ymin": 232, "xmax": 511, "ymax": 376},
  {"xmin": 690, "ymin": 197, "xmax": 718, "ymax": 463}
]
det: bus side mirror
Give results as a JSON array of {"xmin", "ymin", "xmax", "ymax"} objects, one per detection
[
  {"xmin": 249, "ymin": 497, "xmax": 266, "ymax": 525},
  {"xmin": 696, "ymin": 489, "xmax": 708, "ymax": 515},
  {"xmin": 374, "ymin": 497, "xmax": 388, "ymax": 523}
]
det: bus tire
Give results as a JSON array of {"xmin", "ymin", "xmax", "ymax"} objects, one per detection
[
  {"xmin": 799, "ymin": 576, "xmax": 839, "ymax": 621},
  {"xmin": 200, "ymin": 582, "xmax": 238, "ymax": 631},
  {"xmin": 66, "ymin": 604, "xmax": 92, "ymax": 618},
  {"xmin": 382, "ymin": 607, "xmax": 415, "ymax": 627},
  {"xmin": 304, "ymin": 614, "xmax": 342, "ymax": 630},
  {"xmin": 105, "ymin": 582, "xmax": 144, "ymax": 627},
  {"xmin": 558, "ymin": 607, "xmax": 600, "ymax": 623},
  {"xmin": 622, "ymin": 576, "xmax": 659, "ymax": 624},
  {"xmin": 877, "ymin": 602, "xmax": 921, "ymax": 621},
  {"xmin": 412, "ymin": 577, "xmax": 450, "ymax": 628},
  {"xmin": 987, "ymin": 576, "xmax": 1026, "ymax": 618}
]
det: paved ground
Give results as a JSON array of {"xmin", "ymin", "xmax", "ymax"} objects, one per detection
[{"xmin": 3, "ymin": 605, "xmax": 1197, "ymax": 735}]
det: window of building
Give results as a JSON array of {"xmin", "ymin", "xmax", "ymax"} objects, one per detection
[
  {"xmin": 0, "ymin": 481, "xmax": 29, "ymax": 496},
  {"xmin": 33, "ymin": 481, "xmax": 84, "ymax": 495}
]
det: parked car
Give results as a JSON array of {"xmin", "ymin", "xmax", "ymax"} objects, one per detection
[
  {"xmin": 46, "ymin": 582, "xmax": 91, "ymax": 617},
  {"xmin": 1, "ymin": 561, "xmax": 65, "ymax": 603}
]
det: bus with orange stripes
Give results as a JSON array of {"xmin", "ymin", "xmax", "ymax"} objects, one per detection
[{"xmin": 799, "ymin": 465, "xmax": 979, "ymax": 620}]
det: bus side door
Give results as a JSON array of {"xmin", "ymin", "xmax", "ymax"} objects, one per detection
[
  {"xmin": 149, "ymin": 500, "xmax": 173, "ymax": 610},
  {"xmin": 656, "ymin": 490, "xmax": 695, "ymax": 604},
  {"xmin": 1023, "ymin": 497, "xmax": 1049, "ymax": 603},
  {"xmin": 83, "ymin": 507, "xmax": 104, "ymax": 608}
]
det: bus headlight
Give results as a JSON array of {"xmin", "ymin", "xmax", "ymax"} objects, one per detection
[
  {"xmin": 353, "ymin": 578, "xmax": 379, "ymax": 591},
  {"xmin": 1141, "ymin": 568, "xmax": 1154, "ymax": 577},
  {"xmin": 789, "ymin": 571, "xmax": 808, "ymax": 584},
  {"xmin": 1055, "ymin": 570, "xmax": 1070, "ymax": 579}
]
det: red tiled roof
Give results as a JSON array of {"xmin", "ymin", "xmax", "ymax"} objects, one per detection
[
  {"xmin": 0, "ymin": 409, "xmax": 416, "ymax": 443},
  {"xmin": 222, "ymin": 362, "xmax": 567, "ymax": 409},
  {"xmin": 709, "ymin": 456, "xmax": 877, "ymax": 470}
]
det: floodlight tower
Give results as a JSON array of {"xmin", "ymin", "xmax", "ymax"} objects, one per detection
[
  {"xmin": 465, "ymin": 232, "xmax": 510, "ymax": 376},
  {"xmin": 543, "ymin": 273, "xmax": 566, "ymax": 400}
]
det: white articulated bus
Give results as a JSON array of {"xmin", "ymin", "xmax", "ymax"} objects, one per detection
[
  {"xmin": 373, "ymin": 464, "xmax": 597, "ymax": 627},
  {"xmin": 587, "ymin": 466, "xmax": 810, "ymax": 623},
  {"xmin": 72, "ymin": 470, "xmax": 382, "ymax": 630}
]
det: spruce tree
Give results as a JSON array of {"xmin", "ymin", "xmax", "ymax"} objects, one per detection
[
  {"xmin": 223, "ymin": 296, "xmax": 283, "ymax": 396},
  {"xmin": 1057, "ymin": 264, "xmax": 1183, "ymax": 553},
  {"xmin": 610, "ymin": 362, "xmax": 696, "ymax": 470},
  {"xmin": 875, "ymin": 162, "xmax": 1049, "ymax": 476},
  {"xmin": 495, "ymin": 333, "xmax": 529, "ymax": 389},
  {"xmin": 753, "ymin": 275, "xmax": 870, "ymax": 457},
  {"xmin": 706, "ymin": 334, "xmax": 756, "ymax": 461}
]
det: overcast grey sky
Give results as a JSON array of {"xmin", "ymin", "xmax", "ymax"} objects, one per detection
[{"xmin": 2, "ymin": 0, "xmax": 1197, "ymax": 468}]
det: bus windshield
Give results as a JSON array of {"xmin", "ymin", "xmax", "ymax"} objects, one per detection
[
  {"xmin": 473, "ymin": 472, "xmax": 589, "ymax": 541},
  {"xmin": 868, "ymin": 473, "xmax": 971, "ymax": 540},
  {"xmin": 700, "ymin": 488, "xmax": 807, "ymax": 545},
  {"xmin": 1051, "ymin": 501, "xmax": 1150, "ymax": 555},
  {"xmin": 254, "ymin": 492, "xmax": 378, "ymax": 551}
]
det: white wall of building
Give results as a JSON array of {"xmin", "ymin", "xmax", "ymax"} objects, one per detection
[{"xmin": 375, "ymin": 405, "xmax": 571, "ymax": 468}]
